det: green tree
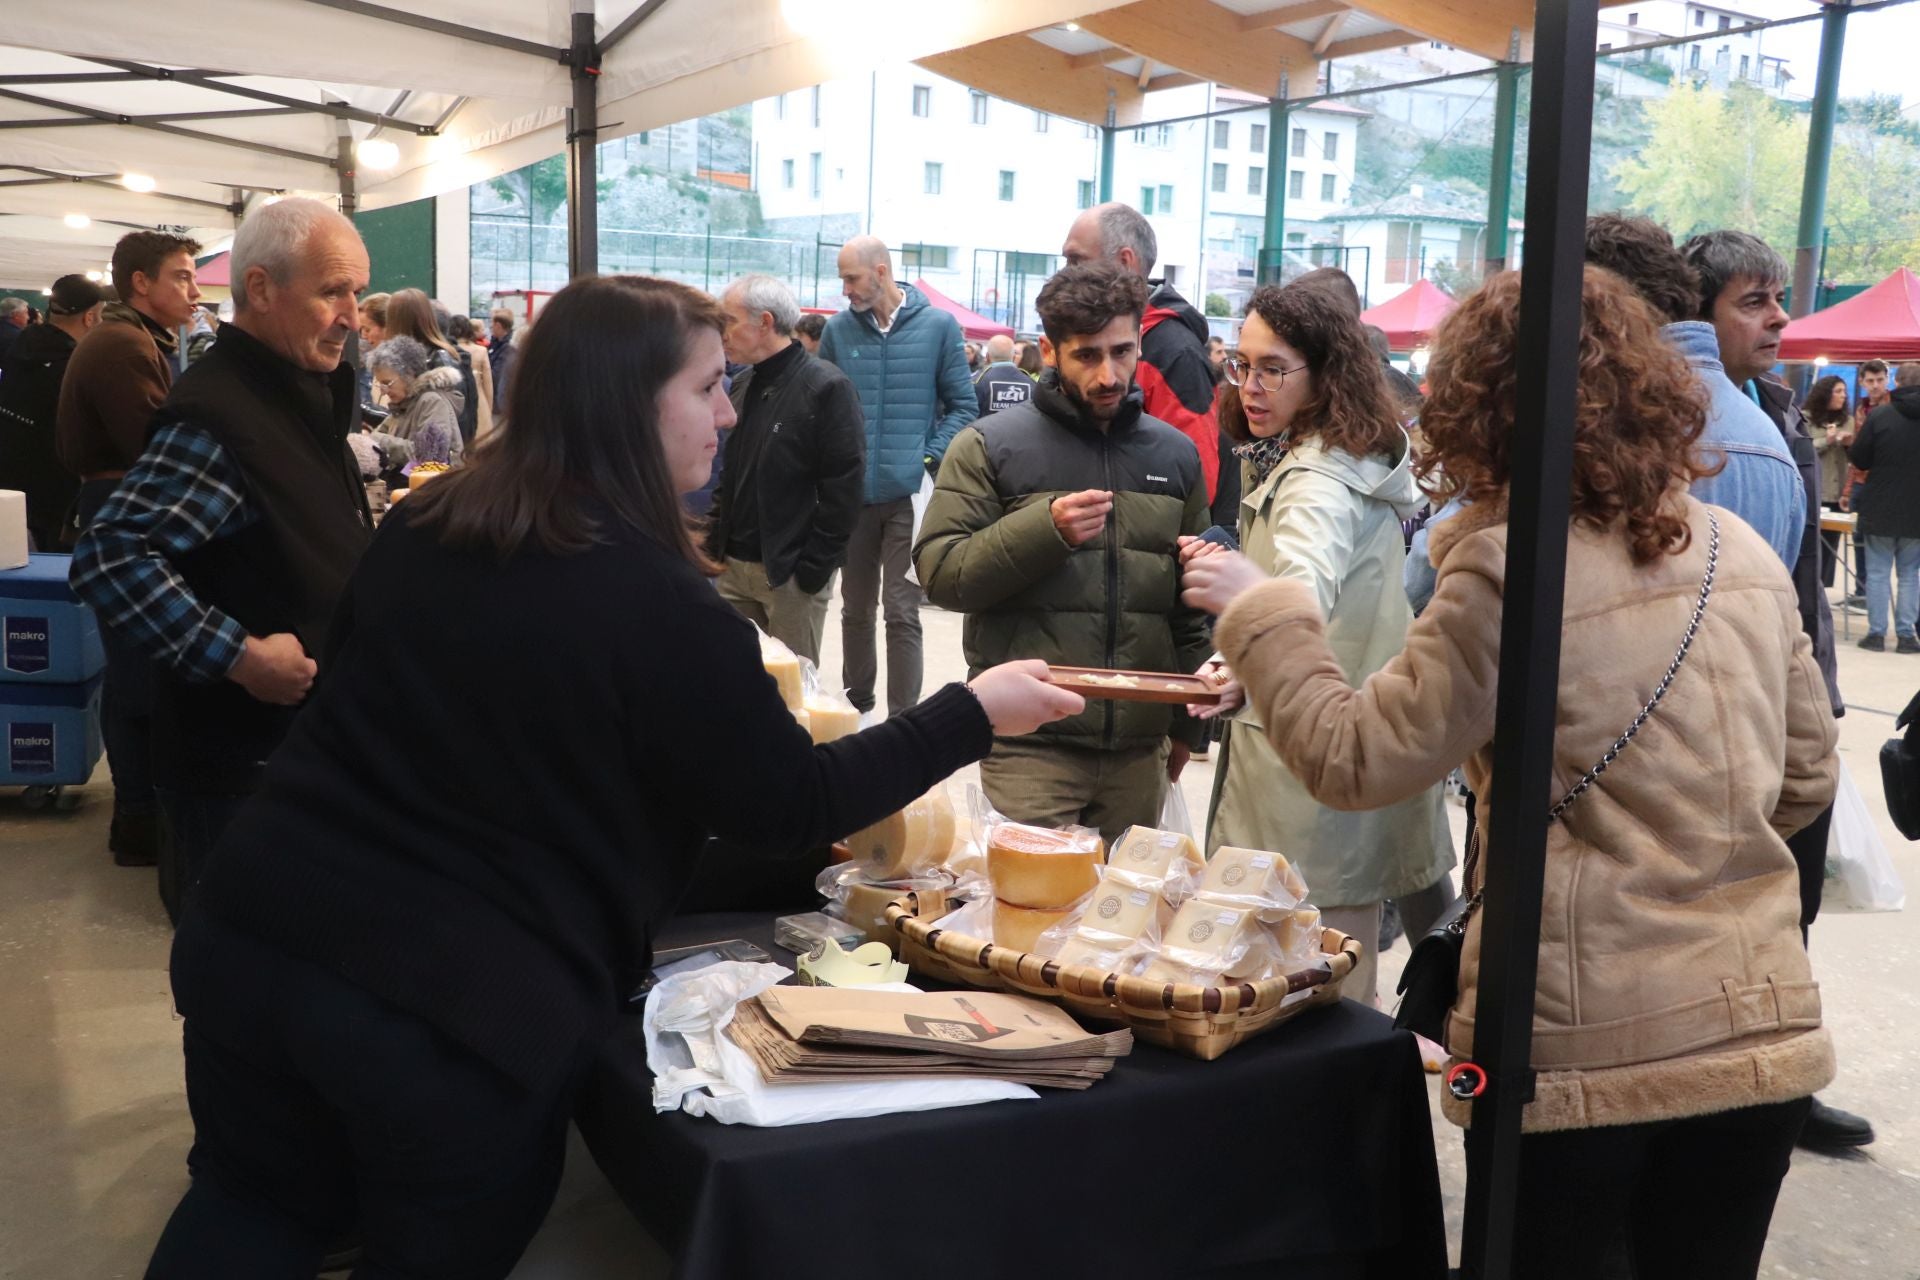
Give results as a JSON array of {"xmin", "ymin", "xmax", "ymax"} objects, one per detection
[
  {"xmin": 1204, "ymin": 292, "xmax": 1231, "ymax": 317},
  {"xmin": 1612, "ymin": 82, "xmax": 1803, "ymax": 255},
  {"xmin": 1823, "ymin": 122, "xmax": 1920, "ymax": 283}
]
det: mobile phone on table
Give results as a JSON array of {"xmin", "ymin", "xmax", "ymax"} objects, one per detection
[{"xmin": 633, "ymin": 938, "xmax": 773, "ymax": 999}]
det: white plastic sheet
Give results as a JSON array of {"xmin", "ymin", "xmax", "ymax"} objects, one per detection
[
  {"xmin": 1826, "ymin": 762, "xmax": 1905, "ymax": 913},
  {"xmin": 643, "ymin": 960, "xmax": 1034, "ymax": 1126}
]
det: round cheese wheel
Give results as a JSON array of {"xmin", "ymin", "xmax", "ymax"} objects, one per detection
[
  {"xmin": 987, "ymin": 824, "xmax": 1101, "ymax": 909},
  {"xmin": 992, "ymin": 899, "xmax": 1073, "ymax": 954},
  {"xmin": 848, "ymin": 786, "xmax": 956, "ymax": 880},
  {"xmin": 805, "ymin": 695, "xmax": 861, "ymax": 744}
]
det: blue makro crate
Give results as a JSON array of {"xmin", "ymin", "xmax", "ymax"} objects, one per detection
[
  {"xmin": 0, "ymin": 554, "xmax": 106, "ymax": 684},
  {"xmin": 1, "ymin": 676, "xmax": 103, "ymax": 787}
]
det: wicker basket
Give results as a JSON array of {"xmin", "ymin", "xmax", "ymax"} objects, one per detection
[{"xmin": 883, "ymin": 889, "xmax": 1362, "ymax": 1061}]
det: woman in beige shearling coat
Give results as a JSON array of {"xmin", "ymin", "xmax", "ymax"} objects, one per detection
[{"xmin": 1185, "ymin": 267, "xmax": 1838, "ymax": 1279}]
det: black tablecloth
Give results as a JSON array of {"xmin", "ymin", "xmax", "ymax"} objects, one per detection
[{"xmin": 576, "ymin": 911, "xmax": 1448, "ymax": 1280}]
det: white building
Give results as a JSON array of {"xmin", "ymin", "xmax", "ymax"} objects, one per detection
[
  {"xmin": 1320, "ymin": 187, "xmax": 1524, "ymax": 308},
  {"xmin": 1598, "ymin": 2, "xmax": 1793, "ymax": 92}
]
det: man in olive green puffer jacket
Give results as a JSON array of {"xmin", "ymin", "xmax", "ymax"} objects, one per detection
[{"xmin": 914, "ymin": 263, "xmax": 1212, "ymax": 843}]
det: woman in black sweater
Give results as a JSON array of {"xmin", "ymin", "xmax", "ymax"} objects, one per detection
[{"xmin": 146, "ymin": 276, "xmax": 1081, "ymax": 1278}]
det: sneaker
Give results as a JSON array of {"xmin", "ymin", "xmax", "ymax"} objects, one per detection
[
  {"xmin": 1859, "ymin": 633, "xmax": 1886, "ymax": 652},
  {"xmin": 1798, "ymin": 1096, "xmax": 1875, "ymax": 1152},
  {"xmin": 1844, "ymin": 593, "xmax": 1867, "ymax": 609},
  {"xmin": 1900, "ymin": 634, "xmax": 1920, "ymax": 655}
]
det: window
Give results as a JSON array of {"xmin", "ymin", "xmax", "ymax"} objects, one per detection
[
  {"xmin": 1324, "ymin": 132, "xmax": 1339, "ymax": 162},
  {"xmin": 1599, "ymin": 42, "xmax": 1612, "ymax": 51},
  {"xmin": 970, "ymin": 91, "xmax": 988, "ymax": 126},
  {"xmin": 1457, "ymin": 228, "xmax": 1481, "ymax": 276},
  {"xmin": 1077, "ymin": 180, "xmax": 1094, "ymax": 209},
  {"xmin": 1717, "ymin": 14, "xmax": 1730, "ymax": 30},
  {"xmin": 1291, "ymin": 127, "xmax": 1306, "ymax": 157},
  {"xmin": 902, "ymin": 245, "xmax": 952, "ymax": 271},
  {"xmin": 1008, "ymin": 252, "xmax": 1052, "ymax": 275},
  {"xmin": 782, "ymin": 158, "xmax": 794, "ymax": 189},
  {"xmin": 808, "ymin": 152, "xmax": 822, "ymax": 198},
  {"xmin": 1214, "ymin": 120, "xmax": 1230, "ymax": 149},
  {"xmin": 1386, "ymin": 221, "xmax": 1422, "ymax": 284},
  {"xmin": 1628, "ymin": 11, "xmax": 1638, "ymax": 24},
  {"xmin": 810, "ymin": 86, "xmax": 821, "ymax": 127},
  {"xmin": 774, "ymin": 93, "xmax": 786, "ymax": 120},
  {"xmin": 1084, "ymin": 123, "xmax": 1098, "ymax": 139},
  {"xmin": 1248, "ymin": 166, "xmax": 1264, "ymax": 196},
  {"xmin": 1140, "ymin": 186, "xmax": 1157, "ymax": 215},
  {"xmin": 924, "ymin": 162, "xmax": 942, "ymax": 195},
  {"xmin": 1694, "ymin": 9, "xmax": 1704, "ymax": 26},
  {"xmin": 1689, "ymin": 44, "xmax": 1701, "ymax": 69},
  {"xmin": 637, "ymin": 130, "xmax": 651, "ymax": 146},
  {"xmin": 998, "ymin": 169, "xmax": 1015, "ymax": 201},
  {"xmin": 1159, "ymin": 184, "xmax": 1174, "ymax": 214},
  {"xmin": 1288, "ymin": 169, "xmax": 1304, "ymax": 199},
  {"xmin": 1035, "ymin": 110, "xmax": 1049, "ymax": 133},
  {"xmin": 1250, "ymin": 123, "xmax": 1266, "ymax": 151},
  {"xmin": 912, "ymin": 85, "xmax": 930, "ymax": 117},
  {"xmin": 1320, "ymin": 173, "xmax": 1336, "ymax": 201},
  {"xmin": 1739, "ymin": 53, "xmax": 1750, "ymax": 78},
  {"xmin": 1211, "ymin": 163, "xmax": 1228, "ymax": 193}
]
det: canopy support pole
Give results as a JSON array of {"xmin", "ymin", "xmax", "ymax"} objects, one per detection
[
  {"xmin": 334, "ymin": 101, "xmax": 358, "ymax": 218},
  {"xmin": 1258, "ymin": 78, "xmax": 1290, "ymax": 284},
  {"xmin": 566, "ymin": 2, "xmax": 601, "ymax": 278},
  {"xmin": 1484, "ymin": 34, "xmax": 1522, "ymax": 275},
  {"xmin": 1098, "ymin": 122, "xmax": 1116, "ymax": 204},
  {"xmin": 1791, "ymin": 3, "xmax": 1850, "ymax": 323},
  {"xmin": 1460, "ymin": 1, "xmax": 1596, "ymax": 1277}
]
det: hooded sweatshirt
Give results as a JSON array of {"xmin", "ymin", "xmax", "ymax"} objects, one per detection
[
  {"xmin": 1851, "ymin": 384, "xmax": 1920, "ymax": 541},
  {"xmin": 1139, "ymin": 282, "xmax": 1224, "ymax": 514}
]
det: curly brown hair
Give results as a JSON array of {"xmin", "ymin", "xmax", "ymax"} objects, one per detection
[
  {"xmin": 1228, "ymin": 283, "xmax": 1401, "ymax": 461},
  {"xmin": 1035, "ymin": 261, "xmax": 1148, "ymax": 348},
  {"xmin": 1417, "ymin": 267, "xmax": 1710, "ymax": 565},
  {"xmin": 1583, "ymin": 213, "xmax": 1700, "ymax": 325}
]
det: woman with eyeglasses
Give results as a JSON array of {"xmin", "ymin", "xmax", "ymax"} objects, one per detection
[{"xmin": 1194, "ymin": 282, "xmax": 1453, "ymax": 1005}]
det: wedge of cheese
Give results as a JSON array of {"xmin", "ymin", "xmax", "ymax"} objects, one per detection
[
  {"xmin": 987, "ymin": 823, "xmax": 1102, "ymax": 909},
  {"xmin": 1198, "ymin": 846, "xmax": 1309, "ymax": 905},
  {"xmin": 1108, "ymin": 826, "xmax": 1203, "ymax": 888},
  {"xmin": 1052, "ymin": 934, "xmax": 1131, "ymax": 973},
  {"xmin": 1077, "ymin": 881, "xmax": 1168, "ymax": 944},
  {"xmin": 848, "ymin": 786, "xmax": 956, "ymax": 881},
  {"xmin": 992, "ymin": 899, "xmax": 1074, "ymax": 954}
]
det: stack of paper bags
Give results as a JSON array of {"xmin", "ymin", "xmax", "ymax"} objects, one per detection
[{"xmin": 729, "ymin": 986, "xmax": 1131, "ymax": 1090}]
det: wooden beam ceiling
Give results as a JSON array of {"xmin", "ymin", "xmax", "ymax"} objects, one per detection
[
  {"xmin": 1064, "ymin": 46, "xmax": 1122, "ymax": 70},
  {"xmin": 1343, "ymin": 0, "xmax": 1530, "ymax": 60},
  {"xmin": 1312, "ymin": 12, "xmax": 1349, "ymax": 56},
  {"xmin": 915, "ymin": 35, "xmax": 1148, "ymax": 128},
  {"xmin": 1237, "ymin": 0, "xmax": 1349, "ymax": 31},
  {"xmin": 1324, "ymin": 28, "xmax": 1422, "ymax": 59},
  {"xmin": 1076, "ymin": 0, "xmax": 1318, "ymax": 99}
]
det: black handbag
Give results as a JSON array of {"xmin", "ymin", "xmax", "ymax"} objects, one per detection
[
  {"xmin": 1394, "ymin": 513, "xmax": 1721, "ymax": 1044},
  {"xmin": 1883, "ymin": 688, "xmax": 1920, "ymax": 842}
]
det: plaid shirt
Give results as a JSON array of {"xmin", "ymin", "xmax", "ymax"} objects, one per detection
[{"xmin": 69, "ymin": 421, "xmax": 256, "ymax": 683}]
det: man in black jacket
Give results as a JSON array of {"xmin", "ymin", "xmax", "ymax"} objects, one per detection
[
  {"xmin": 0, "ymin": 274, "xmax": 102, "ymax": 549},
  {"xmin": 71, "ymin": 198, "xmax": 372, "ymax": 921},
  {"xmin": 712, "ymin": 273, "xmax": 864, "ymax": 662},
  {"xmin": 1851, "ymin": 361, "xmax": 1920, "ymax": 652}
]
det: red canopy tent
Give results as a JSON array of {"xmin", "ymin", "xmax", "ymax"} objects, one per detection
[
  {"xmin": 1778, "ymin": 267, "xmax": 1920, "ymax": 362},
  {"xmin": 912, "ymin": 278, "xmax": 1014, "ymax": 341},
  {"xmin": 194, "ymin": 252, "xmax": 231, "ymax": 287},
  {"xmin": 1357, "ymin": 279, "xmax": 1455, "ymax": 351}
]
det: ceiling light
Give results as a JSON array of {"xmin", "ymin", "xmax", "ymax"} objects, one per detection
[
  {"xmin": 63, "ymin": 212, "xmax": 91, "ymax": 229},
  {"xmin": 1066, "ymin": 21, "xmax": 1080, "ymax": 31},
  {"xmin": 121, "ymin": 172, "xmax": 157, "ymax": 193},
  {"xmin": 85, "ymin": 270, "xmax": 103, "ymax": 282},
  {"xmin": 357, "ymin": 137, "xmax": 400, "ymax": 170}
]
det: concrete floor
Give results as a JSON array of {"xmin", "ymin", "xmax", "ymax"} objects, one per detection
[{"xmin": 3, "ymin": 586, "xmax": 1918, "ymax": 1278}]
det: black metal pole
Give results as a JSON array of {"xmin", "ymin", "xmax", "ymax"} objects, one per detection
[
  {"xmin": 565, "ymin": 2, "xmax": 600, "ymax": 279},
  {"xmin": 1459, "ymin": 2, "xmax": 1597, "ymax": 1278}
]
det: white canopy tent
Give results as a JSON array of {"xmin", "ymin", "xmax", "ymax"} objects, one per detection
[{"xmin": 0, "ymin": 0, "xmax": 1132, "ymax": 287}]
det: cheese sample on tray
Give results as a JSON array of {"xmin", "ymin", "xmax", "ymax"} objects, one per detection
[
  {"xmin": 1107, "ymin": 826, "xmax": 1203, "ymax": 890},
  {"xmin": 987, "ymin": 822, "xmax": 1103, "ymax": 909},
  {"xmin": 848, "ymin": 786, "xmax": 956, "ymax": 880},
  {"xmin": 993, "ymin": 900, "xmax": 1076, "ymax": 954},
  {"xmin": 1198, "ymin": 846, "xmax": 1309, "ymax": 906}
]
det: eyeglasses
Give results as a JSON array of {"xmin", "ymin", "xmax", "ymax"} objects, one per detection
[{"xmin": 1222, "ymin": 355, "xmax": 1308, "ymax": 392}]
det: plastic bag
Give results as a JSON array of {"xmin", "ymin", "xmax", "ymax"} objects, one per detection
[
  {"xmin": 1160, "ymin": 783, "xmax": 1194, "ymax": 841},
  {"xmin": 1035, "ymin": 875, "xmax": 1167, "ymax": 975},
  {"xmin": 1193, "ymin": 845, "xmax": 1308, "ymax": 917},
  {"xmin": 978, "ymin": 793, "xmax": 1104, "ymax": 910},
  {"xmin": 643, "ymin": 960, "xmax": 1034, "ymax": 1126},
  {"xmin": 905, "ymin": 472, "xmax": 934, "ymax": 587},
  {"xmin": 1826, "ymin": 762, "xmax": 1906, "ymax": 912},
  {"xmin": 815, "ymin": 863, "xmax": 957, "ymax": 942},
  {"xmin": 1138, "ymin": 898, "xmax": 1283, "ymax": 987},
  {"xmin": 1106, "ymin": 825, "xmax": 1204, "ymax": 903},
  {"xmin": 756, "ymin": 627, "xmax": 805, "ymax": 713}
]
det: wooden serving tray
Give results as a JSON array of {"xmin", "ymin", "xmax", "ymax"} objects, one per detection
[{"xmin": 1048, "ymin": 665, "xmax": 1222, "ymax": 705}]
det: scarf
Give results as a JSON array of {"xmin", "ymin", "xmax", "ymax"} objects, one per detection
[{"xmin": 1233, "ymin": 435, "xmax": 1290, "ymax": 487}]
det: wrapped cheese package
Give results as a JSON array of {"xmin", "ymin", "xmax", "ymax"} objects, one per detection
[
  {"xmin": 804, "ymin": 692, "xmax": 861, "ymax": 744},
  {"xmin": 757, "ymin": 629, "xmax": 806, "ymax": 712},
  {"xmin": 991, "ymin": 899, "xmax": 1076, "ymax": 954},
  {"xmin": 1138, "ymin": 899, "xmax": 1281, "ymax": 988},
  {"xmin": 847, "ymin": 785, "xmax": 957, "ymax": 881},
  {"xmin": 815, "ymin": 864, "xmax": 957, "ymax": 942},
  {"xmin": 986, "ymin": 821, "xmax": 1103, "ymax": 909},
  {"xmin": 1106, "ymin": 826, "xmax": 1203, "ymax": 899},
  {"xmin": 1196, "ymin": 845, "xmax": 1309, "ymax": 910}
]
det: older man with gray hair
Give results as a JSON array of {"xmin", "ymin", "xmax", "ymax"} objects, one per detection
[
  {"xmin": 72, "ymin": 197, "xmax": 373, "ymax": 922},
  {"xmin": 0, "ymin": 296, "xmax": 28, "ymax": 363},
  {"xmin": 713, "ymin": 273, "xmax": 865, "ymax": 661}
]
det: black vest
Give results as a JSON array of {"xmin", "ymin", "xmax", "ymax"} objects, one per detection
[{"xmin": 150, "ymin": 324, "xmax": 371, "ymax": 793}]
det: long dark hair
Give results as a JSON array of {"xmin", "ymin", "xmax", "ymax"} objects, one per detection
[
  {"xmin": 404, "ymin": 275, "xmax": 722, "ymax": 570},
  {"xmin": 1803, "ymin": 374, "xmax": 1848, "ymax": 429},
  {"xmin": 385, "ymin": 287, "xmax": 460, "ymax": 361},
  {"xmin": 1231, "ymin": 282, "xmax": 1401, "ymax": 461}
]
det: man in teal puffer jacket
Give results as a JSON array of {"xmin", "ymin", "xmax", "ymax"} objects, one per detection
[{"xmin": 819, "ymin": 236, "xmax": 978, "ymax": 717}]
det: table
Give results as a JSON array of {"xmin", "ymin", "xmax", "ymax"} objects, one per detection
[
  {"xmin": 575, "ymin": 910, "xmax": 1449, "ymax": 1280},
  {"xmin": 1822, "ymin": 511, "xmax": 1862, "ymax": 640}
]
